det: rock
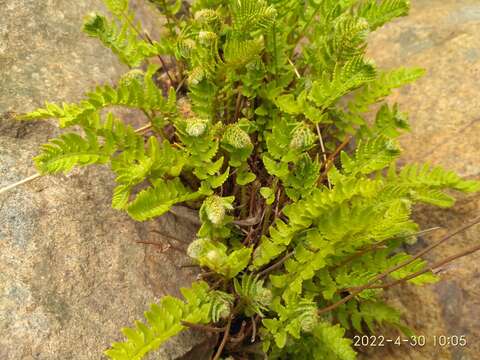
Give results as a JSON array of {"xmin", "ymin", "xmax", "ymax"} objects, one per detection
[
  {"xmin": 361, "ymin": 1, "xmax": 480, "ymax": 359},
  {"xmin": 0, "ymin": 1, "xmax": 206, "ymax": 359}
]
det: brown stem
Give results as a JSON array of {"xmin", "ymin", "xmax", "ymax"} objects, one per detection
[
  {"xmin": 235, "ymin": 212, "xmax": 263, "ymax": 227},
  {"xmin": 228, "ymin": 321, "xmax": 247, "ymax": 344},
  {"xmin": 317, "ymin": 216, "xmax": 480, "ymax": 315},
  {"xmin": 274, "ymin": 188, "xmax": 282, "ymax": 218},
  {"xmin": 181, "ymin": 321, "xmax": 226, "ymax": 333},
  {"xmin": 317, "ymin": 135, "xmax": 352, "ymax": 185},
  {"xmin": 0, "ymin": 173, "xmax": 42, "ymax": 195},
  {"xmin": 249, "ymin": 181, "xmax": 259, "ymax": 217},
  {"xmin": 143, "ymin": 32, "xmax": 176, "ymax": 85},
  {"xmin": 149, "ymin": 229, "xmax": 191, "ymax": 244},
  {"xmin": 133, "ymin": 122, "xmax": 153, "ymax": 134},
  {"xmin": 257, "ymin": 251, "xmax": 295, "ymax": 278},
  {"xmin": 315, "ymin": 123, "xmax": 331, "ymax": 189},
  {"xmin": 362, "ymin": 242, "xmax": 480, "ymax": 291},
  {"xmin": 333, "ymin": 226, "xmax": 442, "ymax": 270},
  {"xmin": 240, "ymin": 184, "xmax": 249, "ymax": 219},
  {"xmin": 136, "ymin": 240, "xmax": 185, "ymax": 254},
  {"xmin": 234, "ymin": 91, "xmax": 244, "ymax": 122},
  {"xmin": 212, "ymin": 316, "xmax": 232, "ymax": 360},
  {"xmin": 251, "ymin": 315, "xmax": 258, "ymax": 343},
  {"xmin": 180, "ymin": 263, "xmax": 200, "ymax": 269}
]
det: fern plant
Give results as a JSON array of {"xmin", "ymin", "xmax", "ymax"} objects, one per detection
[{"xmin": 16, "ymin": 0, "xmax": 480, "ymax": 359}]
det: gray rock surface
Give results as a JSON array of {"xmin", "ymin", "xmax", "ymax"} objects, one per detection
[
  {"xmin": 362, "ymin": 1, "xmax": 480, "ymax": 359},
  {"xmin": 0, "ymin": 1, "xmax": 206, "ymax": 359}
]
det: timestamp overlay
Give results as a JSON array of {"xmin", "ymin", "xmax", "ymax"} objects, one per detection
[{"xmin": 353, "ymin": 335, "xmax": 468, "ymax": 348}]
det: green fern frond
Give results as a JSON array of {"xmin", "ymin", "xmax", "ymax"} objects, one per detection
[
  {"xmin": 105, "ymin": 281, "xmax": 215, "ymax": 360},
  {"xmin": 234, "ymin": 274, "xmax": 272, "ymax": 316},
  {"xmin": 189, "ymin": 80, "xmax": 217, "ymax": 118},
  {"xmin": 368, "ymin": 104, "xmax": 410, "ymax": 138},
  {"xmin": 83, "ymin": 13, "xmax": 157, "ymax": 67},
  {"xmin": 21, "ymin": 65, "xmax": 172, "ymax": 128},
  {"xmin": 341, "ymin": 136, "xmax": 401, "ymax": 176},
  {"xmin": 394, "ymin": 163, "xmax": 480, "ymax": 192},
  {"xmin": 224, "ymin": 36, "xmax": 264, "ymax": 68},
  {"xmin": 339, "ymin": 299, "xmax": 411, "ymax": 336},
  {"xmin": 187, "ymin": 238, "xmax": 252, "ymax": 278},
  {"xmin": 208, "ymin": 290, "xmax": 234, "ymax": 322},
  {"xmin": 103, "ymin": 0, "xmax": 129, "ymax": 16},
  {"xmin": 253, "ymin": 177, "xmax": 383, "ymax": 268},
  {"xmin": 331, "ymin": 14, "xmax": 370, "ymax": 61},
  {"xmin": 126, "ymin": 179, "xmax": 198, "ymax": 221},
  {"xmin": 34, "ymin": 130, "xmax": 114, "ymax": 174},
  {"xmin": 231, "ymin": 0, "xmax": 277, "ymax": 32},
  {"xmin": 311, "ymin": 322, "xmax": 357, "ymax": 360},
  {"xmin": 383, "ymin": 163, "xmax": 480, "ymax": 207},
  {"xmin": 274, "ymin": 320, "xmax": 356, "ymax": 360},
  {"xmin": 350, "ymin": 67, "xmax": 425, "ymax": 113},
  {"xmin": 20, "ymin": 1, "xmax": 480, "ymax": 359},
  {"xmin": 109, "ymin": 134, "xmax": 187, "ymax": 211},
  {"xmin": 309, "ymin": 57, "xmax": 376, "ymax": 110},
  {"xmin": 356, "ymin": 0, "xmax": 410, "ymax": 30}
]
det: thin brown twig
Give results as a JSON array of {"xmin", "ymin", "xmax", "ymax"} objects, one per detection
[
  {"xmin": 364, "ymin": 242, "xmax": 480, "ymax": 290},
  {"xmin": 180, "ymin": 263, "xmax": 200, "ymax": 269},
  {"xmin": 212, "ymin": 316, "xmax": 232, "ymax": 360},
  {"xmin": 149, "ymin": 229, "xmax": 191, "ymax": 244},
  {"xmin": 228, "ymin": 321, "xmax": 247, "ymax": 344},
  {"xmin": 235, "ymin": 214, "xmax": 266, "ymax": 227},
  {"xmin": 274, "ymin": 188, "xmax": 282, "ymax": 219},
  {"xmin": 120, "ymin": 9, "xmax": 147, "ymax": 42},
  {"xmin": 333, "ymin": 226, "xmax": 442, "ymax": 270},
  {"xmin": 317, "ymin": 135, "xmax": 352, "ymax": 185},
  {"xmin": 0, "ymin": 173, "xmax": 42, "ymax": 195},
  {"xmin": 134, "ymin": 123, "xmax": 153, "ymax": 134},
  {"xmin": 315, "ymin": 123, "xmax": 331, "ymax": 189},
  {"xmin": 143, "ymin": 32, "xmax": 176, "ymax": 85},
  {"xmin": 251, "ymin": 315, "xmax": 258, "ymax": 343},
  {"xmin": 234, "ymin": 91, "xmax": 244, "ymax": 122},
  {"xmin": 181, "ymin": 321, "xmax": 226, "ymax": 333},
  {"xmin": 317, "ymin": 216, "xmax": 480, "ymax": 315},
  {"xmin": 257, "ymin": 251, "xmax": 295, "ymax": 278},
  {"xmin": 136, "ymin": 240, "xmax": 185, "ymax": 254},
  {"xmin": 288, "ymin": 58, "xmax": 301, "ymax": 79}
]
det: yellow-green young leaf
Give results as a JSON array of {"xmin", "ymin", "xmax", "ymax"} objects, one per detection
[
  {"xmin": 226, "ymin": 247, "xmax": 253, "ymax": 278},
  {"xmin": 208, "ymin": 167, "xmax": 230, "ymax": 188},
  {"xmin": 236, "ymin": 171, "xmax": 256, "ymax": 185},
  {"xmin": 312, "ymin": 322, "xmax": 356, "ymax": 360},
  {"xmin": 104, "ymin": 0, "xmax": 129, "ymax": 16},
  {"xmin": 274, "ymin": 331, "xmax": 287, "ymax": 349},
  {"xmin": 260, "ymin": 187, "xmax": 275, "ymax": 205},
  {"xmin": 112, "ymin": 184, "xmax": 131, "ymax": 209},
  {"xmin": 275, "ymin": 94, "xmax": 302, "ymax": 114}
]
